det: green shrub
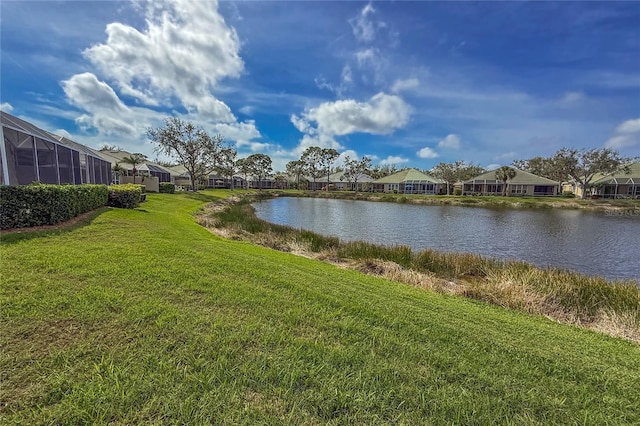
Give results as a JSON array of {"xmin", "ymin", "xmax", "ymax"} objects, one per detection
[
  {"xmin": 453, "ymin": 189, "xmax": 462, "ymax": 196},
  {"xmin": 159, "ymin": 182, "xmax": 176, "ymax": 194},
  {"xmin": 107, "ymin": 184, "xmax": 143, "ymax": 209},
  {"xmin": 0, "ymin": 184, "xmax": 108, "ymax": 229},
  {"xmin": 561, "ymin": 191, "xmax": 576, "ymax": 198}
]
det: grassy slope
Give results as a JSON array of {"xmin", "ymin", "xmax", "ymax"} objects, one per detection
[{"xmin": 1, "ymin": 191, "xmax": 639, "ymax": 425}]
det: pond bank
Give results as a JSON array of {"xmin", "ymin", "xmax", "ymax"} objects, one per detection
[{"xmin": 197, "ymin": 193, "xmax": 640, "ymax": 343}]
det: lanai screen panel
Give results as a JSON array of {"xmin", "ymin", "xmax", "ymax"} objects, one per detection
[
  {"xmin": 4, "ymin": 129, "xmax": 37, "ymax": 185},
  {"xmin": 35, "ymin": 137, "xmax": 58, "ymax": 184},
  {"xmin": 72, "ymin": 151, "xmax": 82, "ymax": 184},
  {"xmin": 58, "ymin": 145, "xmax": 73, "ymax": 184},
  {"xmin": 148, "ymin": 164, "xmax": 170, "ymax": 182}
]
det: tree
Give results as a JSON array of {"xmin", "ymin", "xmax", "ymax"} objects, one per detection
[
  {"xmin": 301, "ymin": 146, "xmax": 324, "ymax": 190},
  {"xmin": 236, "ymin": 158, "xmax": 251, "ymax": 189},
  {"xmin": 99, "ymin": 143, "xmax": 124, "ymax": 152},
  {"xmin": 320, "ymin": 148, "xmax": 340, "ymax": 188},
  {"xmin": 430, "ymin": 162, "xmax": 458, "ymax": 195},
  {"xmin": 457, "ymin": 162, "xmax": 485, "ymax": 183},
  {"xmin": 216, "ymin": 146, "xmax": 238, "ymax": 190},
  {"xmin": 286, "ymin": 160, "xmax": 305, "ymax": 189},
  {"xmin": 112, "ymin": 162, "xmax": 126, "ymax": 184},
  {"xmin": 273, "ymin": 173, "xmax": 287, "ymax": 189},
  {"xmin": 512, "ymin": 156, "xmax": 565, "ymax": 182},
  {"xmin": 245, "ymin": 153, "xmax": 273, "ymax": 190},
  {"xmin": 121, "ymin": 153, "xmax": 146, "ymax": 184},
  {"xmin": 147, "ymin": 117, "xmax": 223, "ymax": 191},
  {"xmin": 369, "ymin": 164, "xmax": 398, "ymax": 179},
  {"xmin": 495, "ymin": 166, "xmax": 517, "ymax": 196},
  {"xmin": 431, "ymin": 161, "xmax": 485, "ymax": 194},
  {"xmin": 549, "ymin": 148, "xmax": 632, "ymax": 199},
  {"xmin": 153, "ymin": 158, "xmax": 178, "ymax": 168},
  {"xmin": 342, "ymin": 155, "xmax": 372, "ymax": 192}
]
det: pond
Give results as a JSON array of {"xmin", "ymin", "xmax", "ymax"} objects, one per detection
[{"xmin": 253, "ymin": 197, "xmax": 640, "ymax": 282}]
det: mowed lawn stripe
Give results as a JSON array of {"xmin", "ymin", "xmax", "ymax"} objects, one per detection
[{"xmin": 1, "ymin": 191, "xmax": 639, "ymax": 425}]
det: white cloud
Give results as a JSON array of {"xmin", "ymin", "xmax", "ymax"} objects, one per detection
[
  {"xmin": 437, "ymin": 134, "xmax": 461, "ymax": 149},
  {"xmin": 559, "ymin": 91, "xmax": 585, "ymax": 104},
  {"xmin": 291, "ymin": 92, "xmax": 410, "ymax": 154},
  {"xmin": 356, "ymin": 48, "xmax": 378, "ymax": 67},
  {"xmin": 62, "ymin": 72, "xmax": 138, "ymax": 136},
  {"xmin": 391, "ymin": 78, "xmax": 419, "ymax": 94},
  {"xmin": 212, "ymin": 121, "xmax": 261, "ymax": 146},
  {"xmin": 349, "ymin": 3, "xmax": 377, "ymax": 43},
  {"xmin": 341, "ymin": 65, "xmax": 353, "ymax": 84},
  {"xmin": 605, "ymin": 135, "xmax": 638, "ymax": 149},
  {"xmin": 615, "ymin": 118, "xmax": 640, "ymax": 134},
  {"xmin": 485, "ymin": 164, "xmax": 501, "ymax": 171},
  {"xmin": 605, "ymin": 117, "xmax": 640, "ymax": 150},
  {"xmin": 380, "ymin": 155, "xmax": 408, "ymax": 166},
  {"xmin": 0, "ymin": 102, "xmax": 14, "ymax": 112},
  {"xmin": 300, "ymin": 92, "xmax": 411, "ymax": 137},
  {"xmin": 416, "ymin": 147, "xmax": 439, "ymax": 159},
  {"xmin": 238, "ymin": 105, "xmax": 254, "ymax": 116},
  {"xmin": 81, "ymin": 0, "xmax": 241, "ymax": 121}
]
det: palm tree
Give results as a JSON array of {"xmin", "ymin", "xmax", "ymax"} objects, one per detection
[
  {"xmin": 495, "ymin": 166, "xmax": 517, "ymax": 196},
  {"xmin": 112, "ymin": 162, "xmax": 125, "ymax": 184},
  {"xmin": 121, "ymin": 154, "xmax": 146, "ymax": 184}
]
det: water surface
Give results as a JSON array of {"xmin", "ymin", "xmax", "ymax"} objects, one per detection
[{"xmin": 253, "ymin": 197, "xmax": 640, "ymax": 281}]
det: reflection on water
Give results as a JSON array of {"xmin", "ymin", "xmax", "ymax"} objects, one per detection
[{"xmin": 253, "ymin": 197, "xmax": 640, "ymax": 281}]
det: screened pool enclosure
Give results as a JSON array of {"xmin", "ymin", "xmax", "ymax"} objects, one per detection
[{"xmin": 1, "ymin": 111, "xmax": 111, "ymax": 186}]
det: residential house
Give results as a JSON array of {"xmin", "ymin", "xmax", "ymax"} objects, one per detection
[
  {"xmin": 591, "ymin": 162, "xmax": 640, "ymax": 199},
  {"xmin": 208, "ymin": 174, "xmax": 245, "ymax": 189},
  {"xmin": 326, "ymin": 171, "xmax": 374, "ymax": 191},
  {"xmin": 372, "ymin": 169, "xmax": 445, "ymax": 194},
  {"xmin": 463, "ymin": 169, "xmax": 560, "ymax": 196}
]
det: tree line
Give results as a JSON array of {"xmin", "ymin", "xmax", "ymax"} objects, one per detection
[{"xmin": 144, "ymin": 117, "xmax": 636, "ymax": 196}]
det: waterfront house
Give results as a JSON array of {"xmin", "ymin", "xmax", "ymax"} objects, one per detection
[
  {"xmin": 1, "ymin": 111, "xmax": 111, "ymax": 186},
  {"xmin": 372, "ymin": 169, "xmax": 445, "ymax": 194},
  {"xmin": 463, "ymin": 169, "xmax": 560, "ymax": 196},
  {"xmin": 591, "ymin": 162, "xmax": 640, "ymax": 199},
  {"xmin": 326, "ymin": 171, "xmax": 374, "ymax": 191}
]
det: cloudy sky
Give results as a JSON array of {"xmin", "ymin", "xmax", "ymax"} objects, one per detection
[{"xmin": 1, "ymin": 1, "xmax": 639, "ymax": 170}]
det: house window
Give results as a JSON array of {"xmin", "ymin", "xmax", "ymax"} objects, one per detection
[{"xmin": 511, "ymin": 185, "xmax": 525, "ymax": 194}]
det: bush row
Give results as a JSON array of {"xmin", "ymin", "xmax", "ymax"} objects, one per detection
[
  {"xmin": 159, "ymin": 182, "xmax": 176, "ymax": 193},
  {"xmin": 107, "ymin": 184, "xmax": 145, "ymax": 209},
  {"xmin": 0, "ymin": 184, "xmax": 108, "ymax": 230}
]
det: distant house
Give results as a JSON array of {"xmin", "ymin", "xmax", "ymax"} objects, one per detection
[
  {"xmin": 207, "ymin": 174, "xmax": 245, "ymax": 189},
  {"xmin": 97, "ymin": 149, "xmax": 173, "ymax": 184},
  {"xmin": 591, "ymin": 162, "xmax": 640, "ymax": 199},
  {"xmin": 326, "ymin": 171, "xmax": 374, "ymax": 191},
  {"xmin": 372, "ymin": 169, "xmax": 445, "ymax": 194},
  {"xmin": 1, "ymin": 111, "xmax": 111, "ymax": 186},
  {"xmin": 463, "ymin": 169, "xmax": 560, "ymax": 196}
]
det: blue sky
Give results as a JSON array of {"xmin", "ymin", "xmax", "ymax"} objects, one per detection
[{"xmin": 1, "ymin": 1, "xmax": 639, "ymax": 171}]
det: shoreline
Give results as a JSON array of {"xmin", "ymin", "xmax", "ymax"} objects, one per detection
[
  {"xmin": 269, "ymin": 189, "xmax": 640, "ymax": 213},
  {"xmin": 197, "ymin": 192, "xmax": 640, "ymax": 343}
]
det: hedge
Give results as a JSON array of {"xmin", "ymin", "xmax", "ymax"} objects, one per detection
[
  {"xmin": 159, "ymin": 182, "xmax": 176, "ymax": 194},
  {"xmin": 0, "ymin": 184, "xmax": 108, "ymax": 230},
  {"xmin": 107, "ymin": 184, "xmax": 144, "ymax": 209}
]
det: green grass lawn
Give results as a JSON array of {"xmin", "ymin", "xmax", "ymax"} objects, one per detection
[{"xmin": 1, "ymin": 191, "xmax": 639, "ymax": 424}]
